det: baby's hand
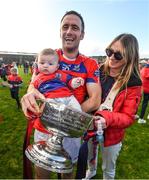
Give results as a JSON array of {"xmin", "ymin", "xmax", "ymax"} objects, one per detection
[{"xmin": 71, "ymin": 77, "xmax": 84, "ymax": 89}]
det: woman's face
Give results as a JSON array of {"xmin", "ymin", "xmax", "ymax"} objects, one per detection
[{"xmin": 108, "ymin": 40, "xmax": 126, "ymax": 71}]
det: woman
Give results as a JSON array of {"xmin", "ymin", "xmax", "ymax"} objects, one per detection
[{"xmin": 83, "ymin": 33, "xmax": 142, "ymax": 179}]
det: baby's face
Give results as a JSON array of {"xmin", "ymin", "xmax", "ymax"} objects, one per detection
[{"xmin": 38, "ymin": 55, "xmax": 59, "ymax": 74}]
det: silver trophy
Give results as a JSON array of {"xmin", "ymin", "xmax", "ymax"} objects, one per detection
[{"xmin": 25, "ymin": 101, "xmax": 93, "ymax": 173}]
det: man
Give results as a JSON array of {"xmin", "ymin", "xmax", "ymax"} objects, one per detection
[{"xmin": 21, "ymin": 10, "xmax": 101, "ymax": 179}]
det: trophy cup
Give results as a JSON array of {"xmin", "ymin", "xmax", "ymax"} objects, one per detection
[{"xmin": 25, "ymin": 101, "xmax": 93, "ymax": 173}]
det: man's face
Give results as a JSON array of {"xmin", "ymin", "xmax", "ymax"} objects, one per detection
[{"xmin": 60, "ymin": 14, "xmax": 84, "ymax": 53}]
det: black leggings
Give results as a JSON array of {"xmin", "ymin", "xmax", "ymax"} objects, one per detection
[
  {"xmin": 10, "ymin": 89, "xmax": 21, "ymax": 108},
  {"xmin": 140, "ymin": 92, "xmax": 149, "ymax": 119}
]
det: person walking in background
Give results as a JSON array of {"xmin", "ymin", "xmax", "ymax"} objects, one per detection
[
  {"xmin": 11, "ymin": 61, "xmax": 18, "ymax": 74},
  {"xmin": 81, "ymin": 33, "xmax": 142, "ymax": 179},
  {"xmin": 23, "ymin": 61, "xmax": 29, "ymax": 74},
  {"xmin": 29, "ymin": 61, "xmax": 34, "ymax": 74},
  {"xmin": 138, "ymin": 60, "xmax": 149, "ymax": 123},
  {"xmin": 21, "ymin": 10, "xmax": 101, "ymax": 179},
  {"xmin": 0, "ymin": 63, "xmax": 7, "ymax": 81},
  {"xmin": 7, "ymin": 67, "xmax": 23, "ymax": 109}
]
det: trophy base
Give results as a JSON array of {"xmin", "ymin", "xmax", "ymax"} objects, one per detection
[{"xmin": 25, "ymin": 141, "xmax": 73, "ymax": 173}]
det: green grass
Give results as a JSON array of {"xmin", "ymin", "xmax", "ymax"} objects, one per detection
[{"xmin": 0, "ymin": 68, "xmax": 149, "ymax": 179}]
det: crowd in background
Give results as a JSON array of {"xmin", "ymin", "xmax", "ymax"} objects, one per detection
[{"xmin": 0, "ymin": 60, "xmax": 34, "ymax": 80}]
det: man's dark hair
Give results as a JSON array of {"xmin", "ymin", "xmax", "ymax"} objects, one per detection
[{"xmin": 60, "ymin": 10, "xmax": 85, "ymax": 33}]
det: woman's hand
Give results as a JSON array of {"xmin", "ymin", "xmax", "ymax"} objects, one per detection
[{"xmin": 94, "ymin": 116, "xmax": 107, "ymax": 129}]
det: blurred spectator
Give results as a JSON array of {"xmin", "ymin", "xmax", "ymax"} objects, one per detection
[
  {"xmin": 139, "ymin": 60, "xmax": 147, "ymax": 71},
  {"xmin": 138, "ymin": 61, "xmax": 149, "ymax": 123},
  {"xmin": 7, "ymin": 67, "xmax": 23, "ymax": 109},
  {"xmin": 23, "ymin": 61, "xmax": 29, "ymax": 74},
  {"xmin": 29, "ymin": 61, "xmax": 34, "ymax": 74},
  {"xmin": 0, "ymin": 63, "xmax": 7, "ymax": 81},
  {"xmin": 12, "ymin": 61, "xmax": 18, "ymax": 74},
  {"xmin": 18, "ymin": 62, "xmax": 22, "ymax": 68}
]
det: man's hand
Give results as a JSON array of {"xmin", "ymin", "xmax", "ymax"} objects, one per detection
[{"xmin": 21, "ymin": 88, "xmax": 45, "ymax": 118}]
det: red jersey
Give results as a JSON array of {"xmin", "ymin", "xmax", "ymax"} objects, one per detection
[
  {"xmin": 31, "ymin": 69, "xmax": 73, "ymax": 98},
  {"xmin": 33, "ymin": 49, "xmax": 99, "ymax": 133},
  {"xmin": 7, "ymin": 74, "xmax": 22, "ymax": 88},
  {"xmin": 140, "ymin": 64, "xmax": 149, "ymax": 93},
  {"xmin": 57, "ymin": 49, "xmax": 99, "ymax": 103}
]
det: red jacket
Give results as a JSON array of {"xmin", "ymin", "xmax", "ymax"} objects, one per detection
[
  {"xmin": 140, "ymin": 65, "xmax": 149, "ymax": 93},
  {"xmin": 96, "ymin": 75, "xmax": 142, "ymax": 147}
]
